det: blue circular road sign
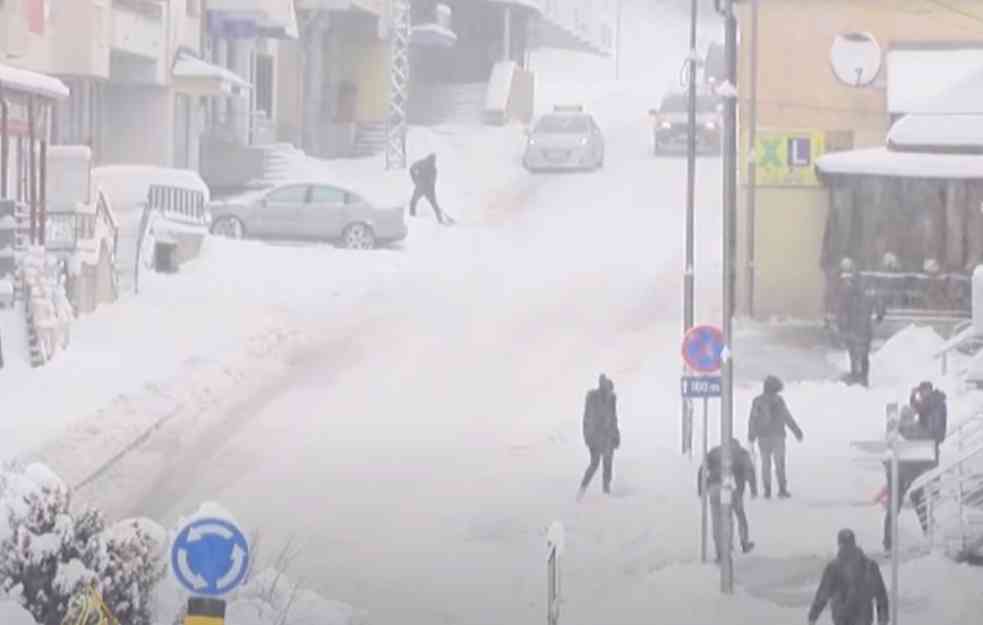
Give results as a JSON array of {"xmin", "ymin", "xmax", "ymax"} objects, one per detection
[
  {"xmin": 170, "ymin": 517, "xmax": 250, "ymax": 597},
  {"xmin": 682, "ymin": 325, "xmax": 724, "ymax": 373}
]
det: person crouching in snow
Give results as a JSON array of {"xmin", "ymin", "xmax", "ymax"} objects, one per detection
[
  {"xmin": 408, "ymin": 153, "xmax": 447, "ymax": 224},
  {"xmin": 578, "ymin": 374, "xmax": 619, "ymax": 499},
  {"xmin": 748, "ymin": 375, "xmax": 803, "ymax": 499},
  {"xmin": 698, "ymin": 438, "xmax": 757, "ymax": 560}
]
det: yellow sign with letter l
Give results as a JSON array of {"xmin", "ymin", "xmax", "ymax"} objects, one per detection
[{"xmin": 749, "ymin": 130, "xmax": 827, "ymax": 187}]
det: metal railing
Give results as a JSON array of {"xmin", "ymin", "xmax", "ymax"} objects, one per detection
[{"xmin": 909, "ymin": 413, "xmax": 983, "ymax": 559}]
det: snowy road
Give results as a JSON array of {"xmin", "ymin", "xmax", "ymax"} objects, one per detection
[{"xmin": 119, "ymin": 86, "xmax": 728, "ymax": 624}]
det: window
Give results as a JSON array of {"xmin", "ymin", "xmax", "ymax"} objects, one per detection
[
  {"xmin": 310, "ymin": 186, "xmax": 347, "ymax": 204},
  {"xmin": 266, "ymin": 185, "xmax": 308, "ymax": 204},
  {"xmin": 535, "ymin": 115, "xmax": 590, "ymax": 134}
]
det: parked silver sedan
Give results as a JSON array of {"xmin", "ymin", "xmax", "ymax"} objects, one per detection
[
  {"xmin": 208, "ymin": 181, "xmax": 408, "ymax": 249},
  {"xmin": 522, "ymin": 106, "xmax": 605, "ymax": 172}
]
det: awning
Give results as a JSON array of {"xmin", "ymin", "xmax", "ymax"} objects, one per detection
[
  {"xmin": 207, "ymin": 0, "xmax": 298, "ymax": 39},
  {"xmin": 411, "ymin": 23, "xmax": 457, "ymax": 48},
  {"xmin": 0, "ymin": 63, "xmax": 69, "ymax": 100},
  {"xmin": 816, "ymin": 147, "xmax": 983, "ymax": 180},
  {"xmin": 172, "ymin": 54, "xmax": 251, "ymax": 98},
  {"xmin": 486, "ymin": 0, "xmax": 544, "ymax": 13},
  {"xmin": 888, "ymin": 114, "xmax": 983, "ymax": 153},
  {"xmin": 887, "ymin": 47, "xmax": 983, "ymax": 114}
]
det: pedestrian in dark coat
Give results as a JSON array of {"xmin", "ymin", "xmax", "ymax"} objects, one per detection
[
  {"xmin": 408, "ymin": 153, "xmax": 446, "ymax": 224},
  {"xmin": 698, "ymin": 438, "xmax": 757, "ymax": 559},
  {"xmin": 578, "ymin": 374, "xmax": 619, "ymax": 498},
  {"xmin": 836, "ymin": 272, "xmax": 884, "ymax": 387},
  {"xmin": 747, "ymin": 375, "xmax": 803, "ymax": 499},
  {"xmin": 809, "ymin": 529, "xmax": 889, "ymax": 625}
]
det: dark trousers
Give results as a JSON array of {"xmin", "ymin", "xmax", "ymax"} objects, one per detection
[
  {"xmin": 848, "ymin": 343, "xmax": 871, "ymax": 386},
  {"xmin": 410, "ymin": 185, "xmax": 443, "ymax": 222},
  {"xmin": 758, "ymin": 436, "xmax": 788, "ymax": 495},
  {"xmin": 883, "ymin": 462, "xmax": 931, "ymax": 549},
  {"xmin": 709, "ymin": 484, "xmax": 751, "ymax": 559},
  {"xmin": 581, "ymin": 446, "xmax": 614, "ymax": 493}
]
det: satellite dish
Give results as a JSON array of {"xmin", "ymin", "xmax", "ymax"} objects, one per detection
[{"xmin": 830, "ymin": 32, "xmax": 882, "ymax": 87}]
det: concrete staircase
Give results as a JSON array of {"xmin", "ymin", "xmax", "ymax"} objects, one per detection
[
  {"xmin": 258, "ymin": 143, "xmax": 306, "ymax": 183},
  {"xmin": 352, "ymin": 122, "xmax": 388, "ymax": 158},
  {"xmin": 408, "ymin": 81, "xmax": 487, "ymax": 126}
]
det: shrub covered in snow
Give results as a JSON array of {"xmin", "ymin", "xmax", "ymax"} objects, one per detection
[{"xmin": 0, "ymin": 463, "xmax": 167, "ymax": 625}]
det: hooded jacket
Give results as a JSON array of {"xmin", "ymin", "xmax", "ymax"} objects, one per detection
[
  {"xmin": 809, "ymin": 544, "xmax": 889, "ymax": 625},
  {"xmin": 583, "ymin": 376, "xmax": 619, "ymax": 451},
  {"xmin": 410, "ymin": 154, "xmax": 437, "ymax": 189},
  {"xmin": 748, "ymin": 377, "xmax": 803, "ymax": 442}
]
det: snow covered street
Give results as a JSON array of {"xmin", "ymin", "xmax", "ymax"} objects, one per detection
[{"xmin": 4, "ymin": 4, "xmax": 983, "ymax": 625}]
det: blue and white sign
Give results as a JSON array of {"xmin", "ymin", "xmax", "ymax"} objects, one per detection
[
  {"xmin": 681, "ymin": 376, "xmax": 722, "ymax": 398},
  {"xmin": 170, "ymin": 518, "xmax": 250, "ymax": 597},
  {"xmin": 681, "ymin": 325, "xmax": 725, "ymax": 373}
]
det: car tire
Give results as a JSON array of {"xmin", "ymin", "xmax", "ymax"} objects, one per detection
[
  {"xmin": 342, "ymin": 223, "xmax": 376, "ymax": 250},
  {"xmin": 211, "ymin": 216, "xmax": 246, "ymax": 239}
]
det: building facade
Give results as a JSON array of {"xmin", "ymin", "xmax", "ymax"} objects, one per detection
[{"xmin": 735, "ymin": 0, "xmax": 983, "ymax": 320}]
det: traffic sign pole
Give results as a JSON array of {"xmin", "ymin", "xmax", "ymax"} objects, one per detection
[
  {"xmin": 700, "ymin": 396, "xmax": 709, "ymax": 563},
  {"xmin": 719, "ymin": 0, "xmax": 739, "ymax": 595},
  {"xmin": 890, "ymin": 441, "xmax": 900, "ymax": 625}
]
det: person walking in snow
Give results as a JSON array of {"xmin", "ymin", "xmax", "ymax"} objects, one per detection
[
  {"xmin": 836, "ymin": 267, "xmax": 884, "ymax": 387},
  {"xmin": 698, "ymin": 437, "xmax": 757, "ymax": 560},
  {"xmin": 578, "ymin": 374, "xmax": 620, "ymax": 499},
  {"xmin": 409, "ymin": 153, "xmax": 447, "ymax": 224},
  {"xmin": 747, "ymin": 375, "xmax": 803, "ymax": 499},
  {"xmin": 808, "ymin": 529, "xmax": 889, "ymax": 625}
]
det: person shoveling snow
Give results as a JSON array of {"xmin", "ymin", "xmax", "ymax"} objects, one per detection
[{"xmin": 409, "ymin": 153, "xmax": 455, "ymax": 225}]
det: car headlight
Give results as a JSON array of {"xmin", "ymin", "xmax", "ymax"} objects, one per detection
[
  {"xmin": 660, "ymin": 122, "xmax": 672, "ymax": 130},
  {"xmin": 528, "ymin": 137, "xmax": 537, "ymax": 146},
  {"xmin": 705, "ymin": 121, "xmax": 717, "ymax": 130},
  {"xmin": 580, "ymin": 137, "xmax": 589, "ymax": 146}
]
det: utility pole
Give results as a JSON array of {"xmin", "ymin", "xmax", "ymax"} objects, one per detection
[
  {"xmin": 386, "ymin": 0, "xmax": 411, "ymax": 170},
  {"xmin": 718, "ymin": 0, "xmax": 739, "ymax": 595},
  {"xmin": 615, "ymin": 0, "xmax": 623, "ymax": 79},
  {"xmin": 681, "ymin": 0, "xmax": 699, "ymax": 461},
  {"xmin": 745, "ymin": 0, "xmax": 759, "ymax": 317}
]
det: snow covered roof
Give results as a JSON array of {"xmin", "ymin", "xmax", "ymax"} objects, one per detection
[
  {"xmin": 173, "ymin": 53, "xmax": 250, "ymax": 97},
  {"xmin": 888, "ymin": 114, "xmax": 983, "ymax": 151},
  {"xmin": 486, "ymin": 0, "xmax": 543, "ymax": 13},
  {"xmin": 0, "ymin": 63, "xmax": 69, "ymax": 100},
  {"xmin": 886, "ymin": 47, "xmax": 983, "ymax": 114},
  {"xmin": 906, "ymin": 65, "xmax": 983, "ymax": 115},
  {"xmin": 815, "ymin": 147, "xmax": 983, "ymax": 180}
]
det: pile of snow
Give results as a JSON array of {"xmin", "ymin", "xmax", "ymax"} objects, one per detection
[
  {"xmin": 227, "ymin": 569, "xmax": 360, "ymax": 625},
  {"xmin": 0, "ymin": 602, "xmax": 36, "ymax": 625},
  {"xmin": 870, "ymin": 324, "xmax": 946, "ymax": 388}
]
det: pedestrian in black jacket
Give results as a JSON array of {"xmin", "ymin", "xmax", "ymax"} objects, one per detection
[
  {"xmin": 578, "ymin": 374, "xmax": 619, "ymax": 499},
  {"xmin": 748, "ymin": 375, "xmax": 803, "ymax": 498},
  {"xmin": 836, "ymin": 272, "xmax": 884, "ymax": 387},
  {"xmin": 809, "ymin": 529, "xmax": 889, "ymax": 625},
  {"xmin": 408, "ymin": 153, "xmax": 446, "ymax": 224},
  {"xmin": 698, "ymin": 438, "xmax": 757, "ymax": 559}
]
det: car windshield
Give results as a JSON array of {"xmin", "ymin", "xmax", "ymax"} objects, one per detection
[
  {"xmin": 660, "ymin": 94, "xmax": 719, "ymax": 113},
  {"xmin": 535, "ymin": 115, "xmax": 591, "ymax": 134}
]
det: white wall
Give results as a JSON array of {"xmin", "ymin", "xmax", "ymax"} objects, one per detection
[{"xmin": 100, "ymin": 86, "xmax": 174, "ymax": 167}]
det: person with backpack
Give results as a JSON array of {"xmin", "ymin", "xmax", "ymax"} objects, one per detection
[
  {"xmin": 698, "ymin": 437, "xmax": 757, "ymax": 560},
  {"xmin": 809, "ymin": 529, "xmax": 889, "ymax": 625},
  {"xmin": 577, "ymin": 374, "xmax": 620, "ymax": 499},
  {"xmin": 747, "ymin": 375, "xmax": 803, "ymax": 499},
  {"xmin": 408, "ymin": 153, "xmax": 448, "ymax": 224}
]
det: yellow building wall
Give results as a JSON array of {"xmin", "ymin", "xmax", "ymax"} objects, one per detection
[
  {"xmin": 349, "ymin": 39, "xmax": 389, "ymax": 122},
  {"xmin": 735, "ymin": 0, "xmax": 983, "ymax": 320}
]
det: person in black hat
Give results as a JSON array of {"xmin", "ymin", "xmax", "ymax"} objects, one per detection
[{"xmin": 809, "ymin": 529, "xmax": 889, "ymax": 625}]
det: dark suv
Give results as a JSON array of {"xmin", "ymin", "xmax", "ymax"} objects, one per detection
[{"xmin": 649, "ymin": 92, "xmax": 722, "ymax": 156}]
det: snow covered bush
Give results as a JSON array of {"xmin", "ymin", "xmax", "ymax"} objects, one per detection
[
  {"xmin": 0, "ymin": 463, "xmax": 167, "ymax": 625},
  {"xmin": 226, "ymin": 568, "xmax": 359, "ymax": 625}
]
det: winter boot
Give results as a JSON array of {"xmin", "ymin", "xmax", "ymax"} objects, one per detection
[
  {"xmin": 778, "ymin": 490, "xmax": 791, "ymax": 499},
  {"xmin": 741, "ymin": 541, "xmax": 755, "ymax": 554},
  {"xmin": 576, "ymin": 486, "xmax": 587, "ymax": 502},
  {"xmin": 763, "ymin": 487, "xmax": 771, "ymax": 499}
]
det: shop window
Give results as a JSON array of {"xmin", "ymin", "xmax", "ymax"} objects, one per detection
[{"xmin": 255, "ymin": 54, "xmax": 274, "ymax": 117}]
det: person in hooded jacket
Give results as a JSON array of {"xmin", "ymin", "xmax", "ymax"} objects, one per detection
[
  {"xmin": 408, "ymin": 153, "xmax": 446, "ymax": 224},
  {"xmin": 910, "ymin": 381, "xmax": 947, "ymax": 464},
  {"xmin": 809, "ymin": 529, "xmax": 889, "ymax": 625},
  {"xmin": 836, "ymin": 270, "xmax": 885, "ymax": 387},
  {"xmin": 578, "ymin": 374, "xmax": 620, "ymax": 499},
  {"xmin": 748, "ymin": 375, "xmax": 803, "ymax": 499},
  {"xmin": 698, "ymin": 437, "xmax": 757, "ymax": 560}
]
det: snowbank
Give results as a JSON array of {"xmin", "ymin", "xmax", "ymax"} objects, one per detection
[
  {"xmin": 0, "ymin": 602, "xmax": 36, "ymax": 625},
  {"xmin": 870, "ymin": 324, "xmax": 946, "ymax": 389}
]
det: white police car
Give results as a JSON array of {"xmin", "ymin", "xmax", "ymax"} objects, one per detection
[{"xmin": 522, "ymin": 106, "xmax": 605, "ymax": 172}]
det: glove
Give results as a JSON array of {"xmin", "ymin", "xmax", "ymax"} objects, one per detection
[
  {"xmin": 796, "ymin": 432, "xmax": 804, "ymax": 443},
  {"xmin": 750, "ymin": 490, "xmax": 758, "ymax": 499}
]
